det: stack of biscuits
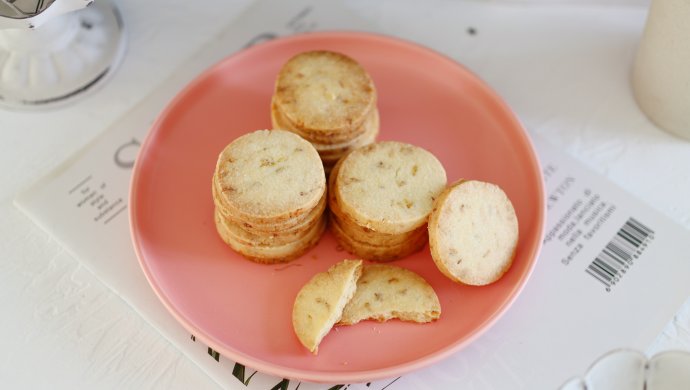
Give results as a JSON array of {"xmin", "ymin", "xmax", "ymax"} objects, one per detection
[
  {"xmin": 328, "ymin": 141, "xmax": 447, "ymax": 261},
  {"xmin": 212, "ymin": 129, "xmax": 327, "ymax": 264},
  {"xmin": 271, "ymin": 50, "xmax": 379, "ymax": 173}
]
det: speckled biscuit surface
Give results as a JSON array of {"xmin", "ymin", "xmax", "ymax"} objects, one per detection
[
  {"xmin": 338, "ymin": 264, "xmax": 441, "ymax": 326},
  {"xmin": 327, "ymin": 159, "xmax": 423, "ymax": 246},
  {"xmin": 274, "ymin": 51, "xmax": 376, "ymax": 135},
  {"xmin": 292, "ymin": 259, "xmax": 363, "ymax": 354},
  {"xmin": 428, "ymin": 180, "xmax": 519, "ymax": 286},
  {"xmin": 214, "ymin": 129, "xmax": 325, "ymax": 224},
  {"xmin": 336, "ymin": 141, "xmax": 447, "ymax": 234}
]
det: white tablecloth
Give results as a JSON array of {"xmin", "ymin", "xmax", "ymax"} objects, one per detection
[{"xmin": 3, "ymin": 0, "xmax": 689, "ymax": 388}]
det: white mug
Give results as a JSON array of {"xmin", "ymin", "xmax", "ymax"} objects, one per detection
[{"xmin": 632, "ymin": 0, "xmax": 690, "ymax": 140}]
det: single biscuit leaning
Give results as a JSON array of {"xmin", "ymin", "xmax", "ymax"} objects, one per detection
[
  {"xmin": 336, "ymin": 141, "xmax": 447, "ymax": 234},
  {"xmin": 428, "ymin": 180, "xmax": 519, "ymax": 286},
  {"xmin": 214, "ymin": 129, "xmax": 325, "ymax": 225},
  {"xmin": 338, "ymin": 264, "xmax": 441, "ymax": 325},
  {"xmin": 273, "ymin": 50, "xmax": 376, "ymax": 138},
  {"xmin": 292, "ymin": 259, "xmax": 363, "ymax": 354}
]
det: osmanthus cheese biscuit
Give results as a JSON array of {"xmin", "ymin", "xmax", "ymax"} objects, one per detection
[
  {"xmin": 213, "ymin": 129, "xmax": 325, "ymax": 226},
  {"xmin": 338, "ymin": 264, "xmax": 441, "ymax": 325},
  {"xmin": 273, "ymin": 51, "xmax": 376, "ymax": 139},
  {"xmin": 428, "ymin": 180, "xmax": 519, "ymax": 286},
  {"xmin": 335, "ymin": 141, "xmax": 447, "ymax": 235},
  {"xmin": 292, "ymin": 259, "xmax": 363, "ymax": 354}
]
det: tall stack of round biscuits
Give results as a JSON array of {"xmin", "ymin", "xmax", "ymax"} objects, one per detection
[
  {"xmin": 212, "ymin": 130, "xmax": 327, "ymax": 264},
  {"xmin": 271, "ymin": 50, "xmax": 379, "ymax": 173},
  {"xmin": 328, "ymin": 141, "xmax": 447, "ymax": 261}
]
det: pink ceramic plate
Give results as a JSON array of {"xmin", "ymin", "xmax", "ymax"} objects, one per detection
[{"xmin": 130, "ymin": 32, "xmax": 545, "ymax": 383}]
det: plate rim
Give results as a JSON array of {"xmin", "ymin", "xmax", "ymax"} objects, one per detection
[{"xmin": 129, "ymin": 30, "xmax": 546, "ymax": 383}]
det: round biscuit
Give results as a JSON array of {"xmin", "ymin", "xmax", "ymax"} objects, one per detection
[
  {"xmin": 335, "ymin": 141, "xmax": 447, "ymax": 234},
  {"xmin": 428, "ymin": 180, "xmax": 519, "ymax": 286},
  {"xmin": 273, "ymin": 50, "xmax": 376, "ymax": 136},
  {"xmin": 213, "ymin": 129, "xmax": 325, "ymax": 225}
]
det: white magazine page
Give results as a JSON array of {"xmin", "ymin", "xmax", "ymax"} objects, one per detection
[{"xmin": 14, "ymin": 1, "xmax": 690, "ymax": 389}]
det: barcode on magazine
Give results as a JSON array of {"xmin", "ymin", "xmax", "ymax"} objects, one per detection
[{"xmin": 586, "ymin": 217, "xmax": 654, "ymax": 291}]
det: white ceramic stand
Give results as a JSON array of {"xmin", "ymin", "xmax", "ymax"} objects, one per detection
[{"xmin": 0, "ymin": 0, "xmax": 125, "ymax": 109}]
